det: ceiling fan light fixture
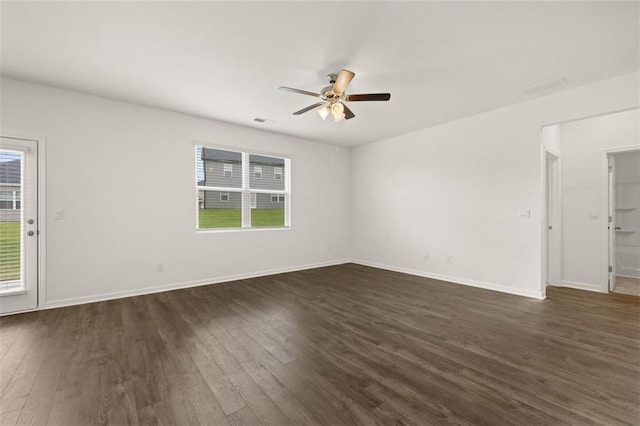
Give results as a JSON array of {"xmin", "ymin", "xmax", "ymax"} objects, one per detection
[
  {"xmin": 331, "ymin": 102, "xmax": 345, "ymax": 121},
  {"xmin": 317, "ymin": 105, "xmax": 331, "ymax": 120}
]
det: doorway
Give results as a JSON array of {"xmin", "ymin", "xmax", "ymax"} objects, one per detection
[
  {"xmin": 607, "ymin": 150, "xmax": 640, "ymax": 296},
  {"xmin": 0, "ymin": 137, "xmax": 39, "ymax": 314},
  {"xmin": 543, "ymin": 148, "xmax": 561, "ymax": 290}
]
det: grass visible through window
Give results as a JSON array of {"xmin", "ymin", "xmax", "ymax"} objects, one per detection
[
  {"xmin": 0, "ymin": 222, "xmax": 21, "ymax": 281},
  {"xmin": 251, "ymin": 209, "xmax": 285, "ymax": 227},
  {"xmin": 199, "ymin": 209, "xmax": 285, "ymax": 229}
]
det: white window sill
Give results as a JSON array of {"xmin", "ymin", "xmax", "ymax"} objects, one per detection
[
  {"xmin": 0, "ymin": 285, "xmax": 26, "ymax": 296},
  {"xmin": 197, "ymin": 226, "xmax": 291, "ymax": 234}
]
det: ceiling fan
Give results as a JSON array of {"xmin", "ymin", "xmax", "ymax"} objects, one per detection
[{"xmin": 279, "ymin": 69, "xmax": 391, "ymax": 122}]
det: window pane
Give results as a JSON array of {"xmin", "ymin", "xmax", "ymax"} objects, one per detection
[
  {"xmin": 251, "ymin": 193, "xmax": 285, "ymax": 228},
  {"xmin": 249, "ymin": 154, "xmax": 285, "ymax": 190},
  {"xmin": 198, "ymin": 190, "xmax": 241, "ymax": 228},
  {"xmin": 197, "ymin": 146, "xmax": 242, "ymax": 188},
  {"xmin": 0, "ymin": 151, "xmax": 22, "ymax": 283}
]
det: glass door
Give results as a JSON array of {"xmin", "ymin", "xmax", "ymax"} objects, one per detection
[{"xmin": 0, "ymin": 137, "xmax": 38, "ymax": 314}]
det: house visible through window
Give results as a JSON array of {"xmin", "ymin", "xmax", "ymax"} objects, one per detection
[
  {"xmin": 196, "ymin": 145, "xmax": 289, "ymax": 230},
  {"xmin": 223, "ymin": 163, "xmax": 233, "ymax": 178},
  {"xmin": 0, "ymin": 191, "xmax": 20, "ymax": 210}
]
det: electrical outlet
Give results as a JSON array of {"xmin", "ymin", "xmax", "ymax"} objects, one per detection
[
  {"xmin": 157, "ymin": 263, "xmax": 164, "ymax": 272},
  {"xmin": 447, "ymin": 256, "xmax": 453, "ymax": 264}
]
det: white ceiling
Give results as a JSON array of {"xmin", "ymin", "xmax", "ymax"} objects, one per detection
[{"xmin": 1, "ymin": 2, "xmax": 638, "ymax": 147}]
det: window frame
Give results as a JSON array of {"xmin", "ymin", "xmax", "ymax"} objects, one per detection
[
  {"xmin": 195, "ymin": 144, "xmax": 290, "ymax": 232},
  {"xmin": 253, "ymin": 166, "xmax": 263, "ymax": 179},
  {"xmin": 274, "ymin": 167, "xmax": 283, "ymax": 180},
  {"xmin": 220, "ymin": 191, "xmax": 230, "ymax": 202}
]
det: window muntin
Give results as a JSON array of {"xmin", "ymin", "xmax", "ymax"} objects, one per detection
[{"xmin": 196, "ymin": 146, "xmax": 289, "ymax": 230}]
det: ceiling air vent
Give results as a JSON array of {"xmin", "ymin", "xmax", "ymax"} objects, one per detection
[
  {"xmin": 253, "ymin": 118, "xmax": 277, "ymax": 124},
  {"xmin": 523, "ymin": 77, "xmax": 568, "ymax": 95}
]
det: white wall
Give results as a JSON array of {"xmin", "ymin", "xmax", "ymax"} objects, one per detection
[
  {"xmin": 0, "ymin": 78, "xmax": 351, "ymax": 308},
  {"xmin": 554, "ymin": 109, "xmax": 639, "ymax": 291},
  {"xmin": 351, "ymin": 72, "xmax": 639, "ymax": 299},
  {"xmin": 1, "ymin": 72, "xmax": 638, "ymax": 309}
]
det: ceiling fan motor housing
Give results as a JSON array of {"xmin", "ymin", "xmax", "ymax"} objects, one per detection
[{"xmin": 322, "ymin": 86, "xmax": 338, "ymax": 99}]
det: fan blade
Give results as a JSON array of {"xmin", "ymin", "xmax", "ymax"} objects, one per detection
[
  {"xmin": 342, "ymin": 104, "xmax": 356, "ymax": 120},
  {"xmin": 279, "ymin": 86, "xmax": 321, "ymax": 98},
  {"xmin": 293, "ymin": 102, "xmax": 325, "ymax": 115},
  {"xmin": 332, "ymin": 69, "xmax": 355, "ymax": 96},
  {"xmin": 346, "ymin": 93, "xmax": 391, "ymax": 102}
]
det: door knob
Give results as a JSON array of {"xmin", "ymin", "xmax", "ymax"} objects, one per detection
[
  {"xmin": 27, "ymin": 218, "xmax": 35, "ymax": 224},
  {"xmin": 27, "ymin": 230, "xmax": 35, "ymax": 236},
  {"xmin": 615, "ymin": 226, "xmax": 622, "ymax": 230}
]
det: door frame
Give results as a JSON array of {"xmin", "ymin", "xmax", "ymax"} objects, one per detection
[
  {"xmin": 0, "ymin": 131, "xmax": 46, "ymax": 314},
  {"xmin": 600, "ymin": 146, "xmax": 640, "ymax": 293},
  {"xmin": 541, "ymin": 146, "xmax": 561, "ymax": 297}
]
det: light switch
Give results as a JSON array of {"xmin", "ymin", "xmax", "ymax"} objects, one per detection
[
  {"xmin": 53, "ymin": 209, "xmax": 64, "ymax": 220},
  {"xmin": 518, "ymin": 209, "xmax": 530, "ymax": 218}
]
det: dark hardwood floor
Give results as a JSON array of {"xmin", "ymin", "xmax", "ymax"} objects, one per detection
[{"xmin": 1, "ymin": 263, "xmax": 639, "ymax": 425}]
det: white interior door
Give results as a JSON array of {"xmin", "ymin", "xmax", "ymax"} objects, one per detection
[
  {"xmin": 545, "ymin": 151, "xmax": 560, "ymax": 286},
  {"xmin": 608, "ymin": 156, "xmax": 617, "ymax": 291},
  {"xmin": 0, "ymin": 137, "xmax": 38, "ymax": 314}
]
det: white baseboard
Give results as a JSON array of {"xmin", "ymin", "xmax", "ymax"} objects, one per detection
[
  {"xmin": 44, "ymin": 259, "xmax": 350, "ymax": 310},
  {"xmin": 350, "ymin": 259, "xmax": 545, "ymax": 300},
  {"xmin": 616, "ymin": 273, "xmax": 640, "ymax": 279},
  {"xmin": 557, "ymin": 280, "xmax": 606, "ymax": 293}
]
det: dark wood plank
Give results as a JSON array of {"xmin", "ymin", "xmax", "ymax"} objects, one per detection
[{"xmin": 0, "ymin": 263, "xmax": 638, "ymax": 425}]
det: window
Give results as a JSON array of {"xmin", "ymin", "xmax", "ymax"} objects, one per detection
[
  {"xmin": 196, "ymin": 146, "xmax": 289, "ymax": 230},
  {"xmin": 0, "ymin": 191, "xmax": 20, "ymax": 210},
  {"xmin": 223, "ymin": 163, "xmax": 233, "ymax": 178}
]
